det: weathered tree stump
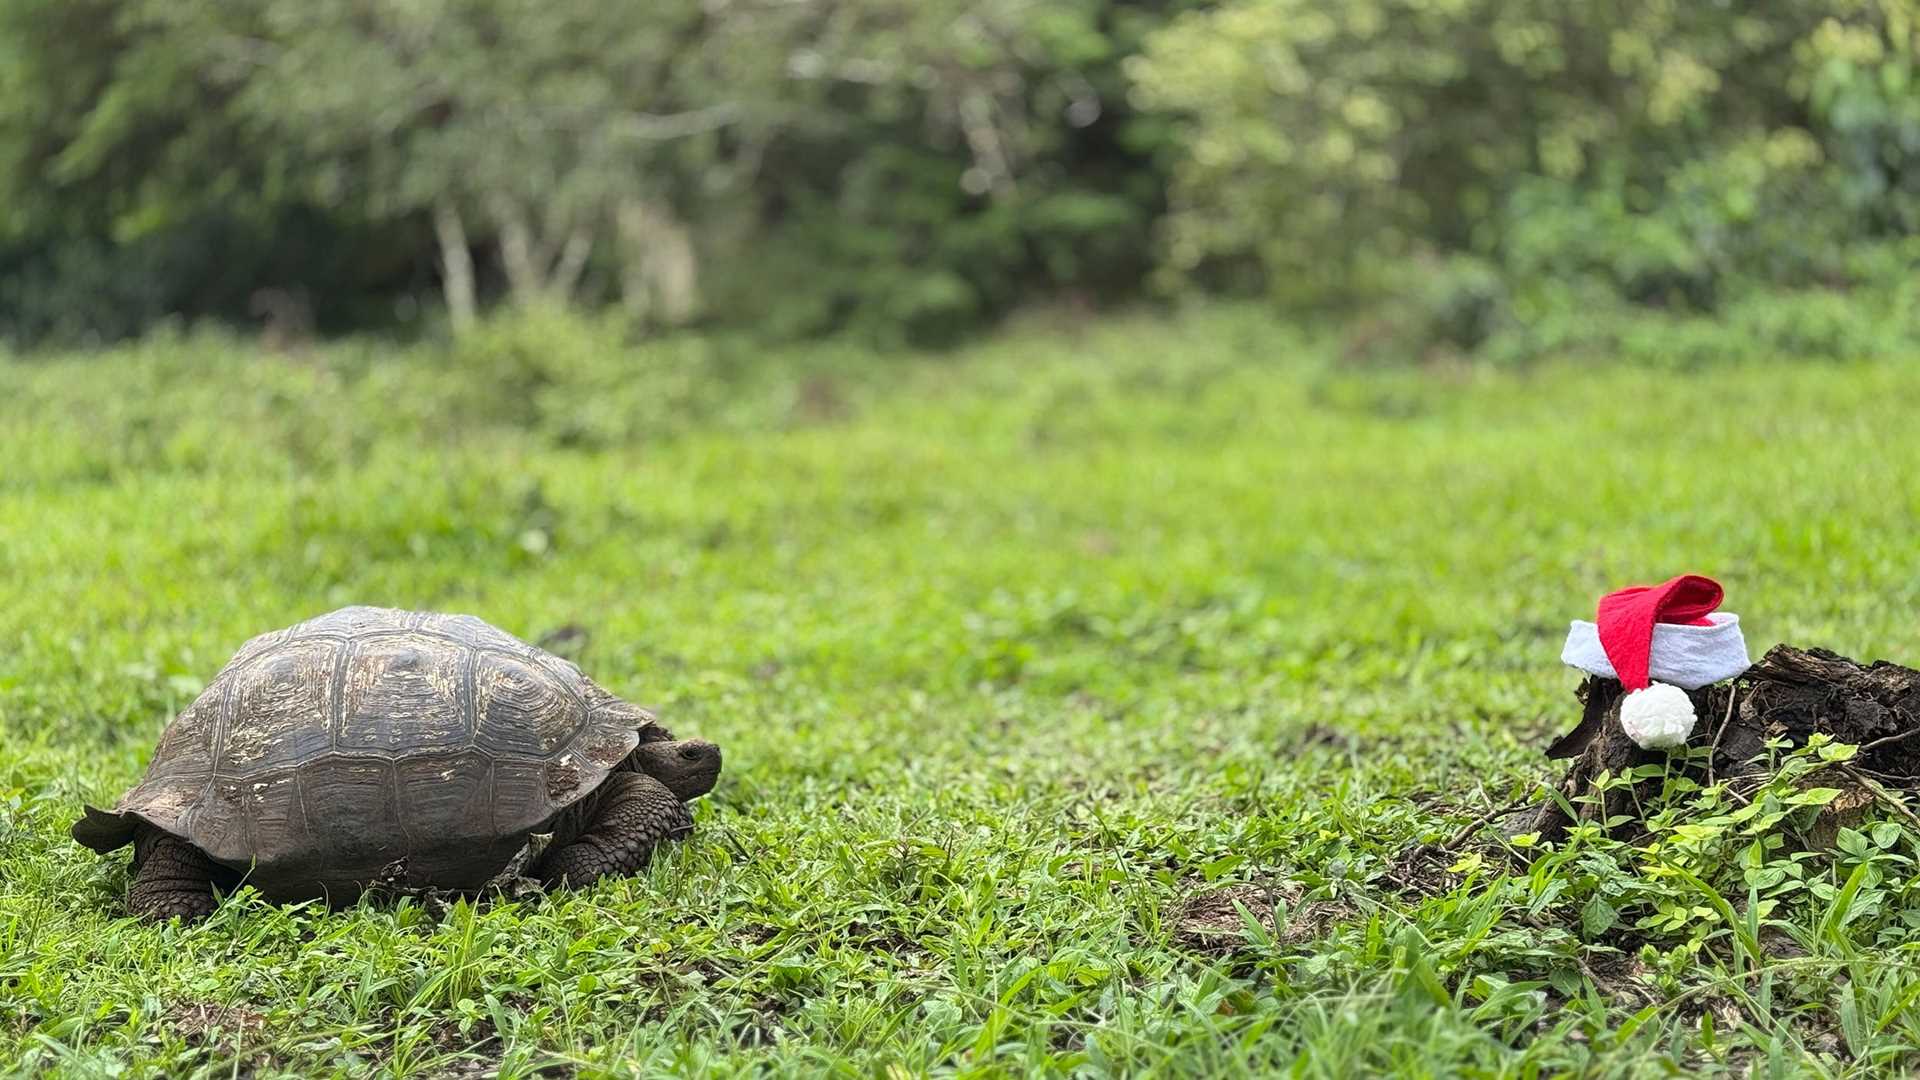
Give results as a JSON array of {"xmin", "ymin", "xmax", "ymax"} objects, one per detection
[{"xmin": 1530, "ymin": 644, "xmax": 1920, "ymax": 841}]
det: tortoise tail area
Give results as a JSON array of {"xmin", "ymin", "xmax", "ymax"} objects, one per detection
[{"xmin": 71, "ymin": 804, "xmax": 139, "ymax": 853}]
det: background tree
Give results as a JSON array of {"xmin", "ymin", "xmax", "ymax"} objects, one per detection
[{"xmin": 6, "ymin": 0, "xmax": 1920, "ymax": 354}]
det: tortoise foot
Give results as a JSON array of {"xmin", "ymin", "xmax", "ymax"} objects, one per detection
[{"xmin": 128, "ymin": 828, "xmax": 221, "ymax": 923}]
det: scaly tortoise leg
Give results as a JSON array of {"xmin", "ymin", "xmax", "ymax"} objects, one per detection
[
  {"xmin": 538, "ymin": 772, "xmax": 693, "ymax": 890},
  {"xmin": 128, "ymin": 826, "xmax": 222, "ymax": 922}
]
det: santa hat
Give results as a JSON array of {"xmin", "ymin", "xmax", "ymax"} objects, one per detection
[{"xmin": 1559, "ymin": 574, "xmax": 1751, "ymax": 750}]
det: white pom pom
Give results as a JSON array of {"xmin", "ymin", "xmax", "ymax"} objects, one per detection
[{"xmin": 1620, "ymin": 682, "xmax": 1697, "ymax": 750}]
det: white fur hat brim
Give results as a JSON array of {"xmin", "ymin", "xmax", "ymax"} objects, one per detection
[{"xmin": 1560, "ymin": 612, "xmax": 1751, "ymax": 690}]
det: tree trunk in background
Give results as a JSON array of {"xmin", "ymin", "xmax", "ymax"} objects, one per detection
[
  {"xmin": 440, "ymin": 192, "xmax": 702, "ymax": 327},
  {"xmin": 617, "ymin": 198, "xmax": 700, "ymax": 328},
  {"xmin": 549, "ymin": 225, "xmax": 594, "ymax": 302},
  {"xmin": 494, "ymin": 201, "xmax": 540, "ymax": 304},
  {"xmin": 493, "ymin": 197, "xmax": 595, "ymax": 308},
  {"xmin": 433, "ymin": 201, "xmax": 478, "ymax": 335}
]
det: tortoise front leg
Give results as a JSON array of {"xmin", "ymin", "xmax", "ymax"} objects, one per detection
[
  {"xmin": 128, "ymin": 826, "xmax": 222, "ymax": 922},
  {"xmin": 537, "ymin": 773, "xmax": 693, "ymax": 890}
]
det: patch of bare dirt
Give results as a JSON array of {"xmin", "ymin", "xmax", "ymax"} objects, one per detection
[
  {"xmin": 1171, "ymin": 881, "xmax": 1353, "ymax": 955},
  {"xmin": 739, "ymin": 996, "xmax": 788, "ymax": 1047},
  {"xmin": 168, "ymin": 1001, "xmax": 269, "ymax": 1053},
  {"xmin": 1380, "ymin": 843, "xmax": 1472, "ymax": 898},
  {"xmin": 1294, "ymin": 723, "xmax": 1360, "ymax": 752},
  {"xmin": 839, "ymin": 919, "xmax": 919, "ymax": 958},
  {"xmin": 1382, "ymin": 786, "xmax": 1542, "ymax": 898},
  {"xmin": 733, "ymin": 922, "xmax": 779, "ymax": 948},
  {"xmin": 426, "ymin": 1017, "xmax": 502, "ymax": 1078},
  {"xmin": 1577, "ymin": 950, "xmax": 1659, "ymax": 1008}
]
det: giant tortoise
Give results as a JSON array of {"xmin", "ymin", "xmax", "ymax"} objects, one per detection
[{"xmin": 72, "ymin": 606, "xmax": 721, "ymax": 921}]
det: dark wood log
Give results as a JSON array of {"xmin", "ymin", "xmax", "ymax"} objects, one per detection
[{"xmin": 1528, "ymin": 644, "xmax": 1920, "ymax": 840}]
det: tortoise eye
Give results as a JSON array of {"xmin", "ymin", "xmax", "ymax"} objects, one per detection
[{"xmin": 678, "ymin": 746, "xmax": 705, "ymax": 762}]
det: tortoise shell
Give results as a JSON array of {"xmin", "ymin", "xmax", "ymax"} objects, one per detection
[{"xmin": 73, "ymin": 607, "xmax": 656, "ymax": 898}]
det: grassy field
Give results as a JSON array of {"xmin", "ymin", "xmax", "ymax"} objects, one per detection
[{"xmin": 4, "ymin": 306, "xmax": 1920, "ymax": 1077}]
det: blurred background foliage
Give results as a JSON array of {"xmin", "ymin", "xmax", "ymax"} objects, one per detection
[{"xmin": 3, "ymin": 0, "xmax": 1920, "ymax": 360}]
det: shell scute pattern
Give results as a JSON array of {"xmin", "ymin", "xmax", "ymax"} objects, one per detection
[
  {"xmin": 144, "ymin": 692, "xmax": 220, "ymax": 785},
  {"xmin": 220, "ymin": 638, "xmax": 339, "ymax": 776},
  {"xmin": 472, "ymin": 653, "xmax": 587, "ymax": 757},
  {"xmin": 336, "ymin": 635, "xmax": 472, "ymax": 755}
]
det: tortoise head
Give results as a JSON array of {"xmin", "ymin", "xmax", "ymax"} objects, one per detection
[{"xmin": 629, "ymin": 736, "xmax": 722, "ymax": 801}]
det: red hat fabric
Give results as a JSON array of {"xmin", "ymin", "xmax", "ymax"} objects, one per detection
[
  {"xmin": 1594, "ymin": 575, "xmax": 1723, "ymax": 693},
  {"xmin": 1559, "ymin": 573, "xmax": 1750, "ymax": 750}
]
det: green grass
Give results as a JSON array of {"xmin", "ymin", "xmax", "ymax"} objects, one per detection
[{"xmin": 4, "ymin": 305, "xmax": 1920, "ymax": 1077}]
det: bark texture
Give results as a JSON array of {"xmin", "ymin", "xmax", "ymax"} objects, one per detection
[{"xmin": 1530, "ymin": 644, "xmax": 1920, "ymax": 840}]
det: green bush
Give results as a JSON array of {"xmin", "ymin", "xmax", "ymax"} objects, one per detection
[
  {"xmin": 1130, "ymin": 1, "xmax": 1826, "ymax": 304},
  {"xmin": 431, "ymin": 307, "xmax": 802, "ymax": 448},
  {"xmin": 1468, "ymin": 278, "xmax": 1916, "ymax": 370},
  {"xmin": 1339, "ymin": 255, "xmax": 1512, "ymax": 367},
  {"xmin": 1132, "ymin": 0, "xmax": 1920, "ymax": 367}
]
